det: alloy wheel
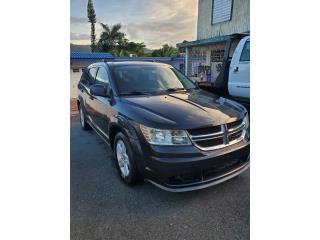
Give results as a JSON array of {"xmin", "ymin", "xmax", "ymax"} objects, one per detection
[{"xmin": 116, "ymin": 139, "xmax": 131, "ymax": 177}]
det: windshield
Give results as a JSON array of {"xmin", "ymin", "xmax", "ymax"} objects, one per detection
[{"xmin": 110, "ymin": 65, "xmax": 197, "ymax": 95}]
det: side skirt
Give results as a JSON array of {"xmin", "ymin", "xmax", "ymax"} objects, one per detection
[{"xmin": 86, "ymin": 117, "xmax": 110, "ymax": 146}]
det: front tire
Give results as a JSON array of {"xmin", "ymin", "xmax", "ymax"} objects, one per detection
[{"xmin": 113, "ymin": 132, "xmax": 139, "ymax": 185}]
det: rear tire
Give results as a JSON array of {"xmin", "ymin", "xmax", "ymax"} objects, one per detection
[
  {"xmin": 113, "ymin": 132, "xmax": 140, "ymax": 185},
  {"xmin": 79, "ymin": 104, "xmax": 92, "ymax": 131}
]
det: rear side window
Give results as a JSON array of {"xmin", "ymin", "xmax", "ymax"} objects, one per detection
[
  {"xmin": 95, "ymin": 67, "xmax": 110, "ymax": 86},
  {"xmin": 88, "ymin": 67, "xmax": 98, "ymax": 83},
  {"xmin": 80, "ymin": 71, "xmax": 89, "ymax": 85},
  {"xmin": 240, "ymin": 41, "xmax": 250, "ymax": 62},
  {"xmin": 80, "ymin": 67, "xmax": 97, "ymax": 86}
]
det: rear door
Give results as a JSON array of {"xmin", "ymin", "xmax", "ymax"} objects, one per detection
[
  {"xmin": 228, "ymin": 36, "xmax": 250, "ymax": 99},
  {"xmin": 90, "ymin": 66, "xmax": 113, "ymax": 137},
  {"xmin": 84, "ymin": 67, "xmax": 98, "ymax": 123},
  {"xmin": 78, "ymin": 68, "xmax": 96, "ymax": 122}
]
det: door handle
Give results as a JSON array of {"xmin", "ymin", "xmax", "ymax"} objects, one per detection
[{"xmin": 233, "ymin": 66, "xmax": 239, "ymax": 72}]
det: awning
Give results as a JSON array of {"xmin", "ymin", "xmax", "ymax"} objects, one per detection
[{"xmin": 176, "ymin": 33, "xmax": 249, "ymax": 49}]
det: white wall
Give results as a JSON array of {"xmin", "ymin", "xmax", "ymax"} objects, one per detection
[{"xmin": 70, "ymin": 69, "xmax": 82, "ymax": 99}]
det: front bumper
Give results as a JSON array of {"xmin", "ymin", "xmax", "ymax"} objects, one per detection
[
  {"xmin": 146, "ymin": 160, "xmax": 249, "ymax": 192},
  {"xmin": 134, "ymin": 137, "xmax": 250, "ymax": 192}
]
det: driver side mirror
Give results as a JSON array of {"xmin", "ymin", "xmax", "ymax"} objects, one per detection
[{"xmin": 89, "ymin": 84, "xmax": 111, "ymax": 98}]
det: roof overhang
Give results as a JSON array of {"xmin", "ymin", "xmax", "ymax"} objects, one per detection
[
  {"xmin": 176, "ymin": 33, "xmax": 249, "ymax": 49},
  {"xmin": 70, "ymin": 52, "xmax": 114, "ymax": 61}
]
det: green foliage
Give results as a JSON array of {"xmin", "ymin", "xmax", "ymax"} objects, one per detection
[
  {"xmin": 97, "ymin": 23, "xmax": 125, "ymax": 53},
  {"xmin": 151, "ymin": 44, "xmax": 180, "ymax": 57},
  {"xmin": 97, "ymin": 23, "xmax": 146, "ymax": 56},
  {"xmin": 87, "ymin": 0, "xmax": 96, "ymax": 52},
  {"xmin": 113, "ymin": 39, "xmax": 146, "ymax": 57}
]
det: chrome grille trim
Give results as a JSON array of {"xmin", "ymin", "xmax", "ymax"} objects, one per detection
[
  {"xmin": 227, "ymin": 121, "xmax": 245, "ymax": 132},
  {"xmin": 187, "ymin": 118, "xmax": 247, "ymax": 151},
  {"xmin": 191, "ymin": 135, "xmax": 223, "ymax": 141},
  {"xmin": 189, "ymin": 125, "xmax": 224, "ymax": 140}
]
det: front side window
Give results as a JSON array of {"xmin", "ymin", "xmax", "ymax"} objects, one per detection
[
  {"xmin": 111, "ymin": 65, "xmax": 197, "ymax": 94},
  {"xmin": 240, "ymin": 41, "xmax": 250, "ymax": 62},
  {"xmin": 212, "ymin": 0, "xmax": 233, "ymax": 24}
]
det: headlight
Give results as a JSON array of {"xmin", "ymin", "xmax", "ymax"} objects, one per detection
[{"xmin": 140, "ymin": 125, "xmax": 191, "ymax": 145}]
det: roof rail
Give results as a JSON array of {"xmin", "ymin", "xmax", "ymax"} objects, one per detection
[{"xmin": 103, "ymin": 58, "xmax": 115, "ymax": 62}]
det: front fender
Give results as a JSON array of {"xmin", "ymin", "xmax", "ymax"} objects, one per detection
[{"xmin": 109, "ymin": 114, "xmax": 143, "ymax": 156}]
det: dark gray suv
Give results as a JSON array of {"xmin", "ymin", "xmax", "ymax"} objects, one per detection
[{"xmin": 77, "ymin": 61, "xmax": 250, "ymax": 192}]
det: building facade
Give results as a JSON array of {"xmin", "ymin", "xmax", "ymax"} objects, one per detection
[{"xmin": 177, "ymin": 0, "xmax": 249, "ymax": 82}]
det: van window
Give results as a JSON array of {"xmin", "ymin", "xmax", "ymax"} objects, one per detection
[
  {"xmin": 80, "ymin": 68, "xmax": 97, "ymax": 86},
  {"xmin": 80, "ymin": 71, "xmax": 89, "ymax": 85},
  {"xmin": 95, "ymin": 67, "xmax": 110, "ymax": 86},
  {"xmin": 240, "ymin": 41, "xmax": 250, "ymax": 62},
  {"xmin": 89, "ymin": 67, "xmax": 97, "ymax": 79},
  {"xmin": 88, "ymin": 67, "xmax": 98, "ymax": 85},
  {"xmin": 111, "ymin": 65, "xmax": 197, "ymax": 94}
]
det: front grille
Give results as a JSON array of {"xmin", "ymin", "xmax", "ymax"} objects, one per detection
[
  {"xmin": 228, "ymin": 130, "xmax": 243, "ymax": 142},
  {"xmin": 195, "ymin": 138, "xmax": 224, "ymax": 148},
  {"xmin": 166, "ymin": 156, "xmax": 249, "ymax": 186},
  {"xmin": 227, "ymin": 120, "xmax": 243, "ymax": 130},
  {"xmin": 187, "ymin": 125, "xmax": 222, "ymax": 136},
  {"xmin": 188, "ymin": 118, "xmax": 246, "ymax": 151}
]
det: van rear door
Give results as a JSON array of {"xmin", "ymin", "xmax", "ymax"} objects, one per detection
[{"xmin": 228, "ymin": 36, "xmax": 250, "ymax": 100}]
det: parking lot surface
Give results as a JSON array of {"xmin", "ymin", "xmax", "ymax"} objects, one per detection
[{"xmin": 71, "ymin": 116, "xmax": 250, "ymax": 240}]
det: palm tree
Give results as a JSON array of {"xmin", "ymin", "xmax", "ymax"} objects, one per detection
[
  {"xmin": 97, "ymin": 23, "xmax": 125, "ymax": 52},
  {"xmin": 152, "ymin": 44, "xmax": 180, "ymax": 57},
  {"xmin": 87, "ymin": 0, "xmax": 96, "ymax": 52},
  {"xmin": 115, "ymin": 40, "xmax": 146, "ymax": 56}
]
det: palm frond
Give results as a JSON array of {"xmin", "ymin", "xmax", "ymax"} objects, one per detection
[{"xmin": 100, "ymin": 23, "xmax": 110, "ymax": 33}]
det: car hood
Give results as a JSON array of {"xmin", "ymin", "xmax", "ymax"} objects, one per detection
[{"xmin": 119, "ymin": 89, "xmax": 247, "ymax": 130}]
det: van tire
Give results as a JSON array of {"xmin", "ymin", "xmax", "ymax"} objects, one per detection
[
  {"xmin": 113, "ymin": 132, "xmax": 140, "ymax": 185},
  {"xmin": 79, "ymin": 104, "xmax": 92, "ymax": 131}
]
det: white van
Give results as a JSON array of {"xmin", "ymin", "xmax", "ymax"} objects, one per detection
[{"xmin": 228, "ymin": 36, "xmax": 250, "ymax": 101}]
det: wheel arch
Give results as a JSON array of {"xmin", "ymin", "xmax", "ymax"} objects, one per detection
[
  {"xmin": 109, "ymin": 123, "xmax": 125, "ymax": 150},
  {"xmin": 108, "ymin": 116, "xmax": 141, "ymax": 153}
]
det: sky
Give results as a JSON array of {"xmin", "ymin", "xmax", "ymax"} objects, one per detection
[{"xmin": 70, "ymin": 0, "xmax": 198, "ymax": 49}]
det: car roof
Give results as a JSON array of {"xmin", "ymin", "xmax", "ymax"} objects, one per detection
[{"xmin": 88, "ymin": 61, "xmax": 172, "ymax": 68}]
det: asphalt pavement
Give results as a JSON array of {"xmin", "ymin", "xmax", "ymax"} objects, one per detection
[{"xmin": 71, "ymin": 116, "xmax": 250, "ymax": 240}]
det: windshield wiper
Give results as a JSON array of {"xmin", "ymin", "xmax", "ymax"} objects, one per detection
[
  {"xmin": 165, "ymin": 87, "xmax": 186, "ymax": 92},
  {"xmin": 120, "ymin": 91, "xmax": 152, "ymax": 96}
]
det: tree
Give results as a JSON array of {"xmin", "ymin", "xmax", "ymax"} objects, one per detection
[
  {"xmin": 87, "ymin": 0, "xmax": 97, "ymax": 52},
  {"xmin": 151, "ymin": 44, "xmax": 180, "ymax": 57},
  {"xmin": 96, "ymin": 22, "xmax": 146, "ymax": 56},
  {"xmin": 113, "ymin": 39, "xmax": 146, "ymax": 56},
  {"xmin": 97, "ymin": 23, "xmax": 125, "ymax": 52}
]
